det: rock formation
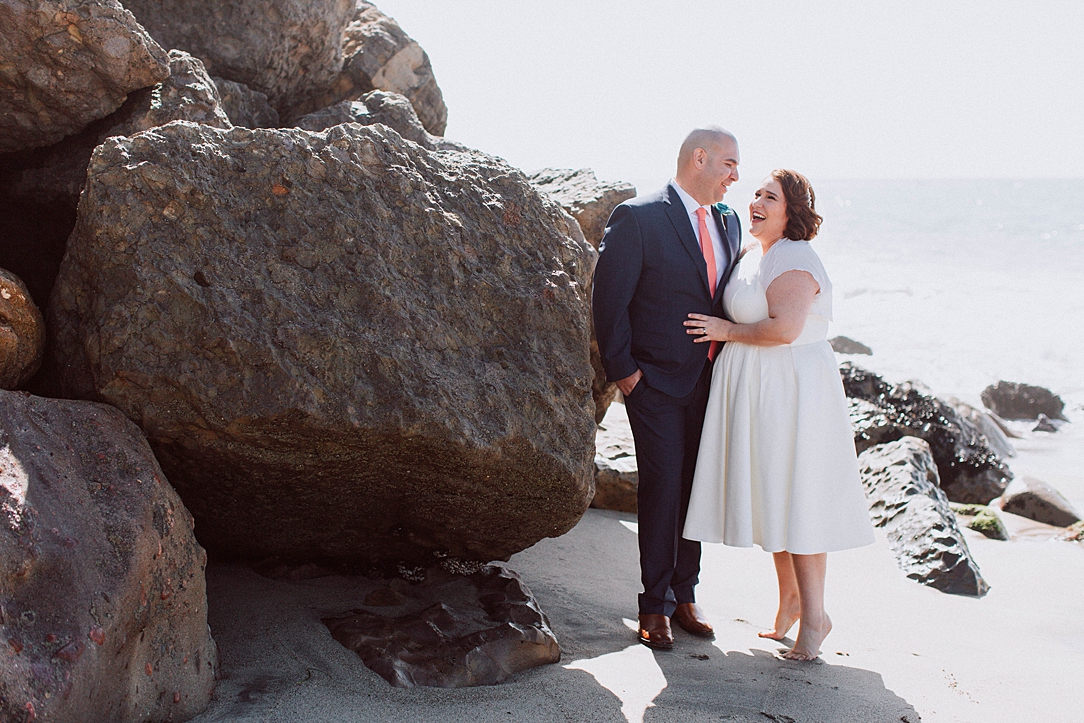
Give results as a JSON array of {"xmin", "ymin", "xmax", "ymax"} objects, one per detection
[
  {"xmin": 46, "ymin": 121, "xmax": 597, "ymax": 568},
  {"xmin": 947, "ymin": 397, "xmax": 1016, "ymax": 458},
  {"xmin": 829, "ymin": 335, "xmax": 872, "ymax": 355},
  {"xmin": 324, "ymin": 565, "xmax": 560, "ymax": 687},
  {"xmin": 293, "ymin": 90, "xmax": 461, "ymax": 151},
  {"xmin": 0, "ymin": 392, "xmax": 216, "ymax": 723},
  {"xmin": 592, "ymin": 402, "xmax": 637, "ymax": 513},
  {"xmin": 949, "ymin": 503, "xmax": 1009, "ymax": 540},
  {"xmin": 0, "ymin": 269, "xmax": 45, "ymax": 389},
  {"xmin": 997, "ymin": 477, "xmax": 1081, "ymax": 528},
  {"xmin": 981, "ymin": 380, "xmax": 1067, "ymax": 421},
  {"xmin": 212, "ymin": 77, "xmax": 280, "ymax": 129},
  {"xmin": 0, "ymin": 0, "xmax": 170, "ymax": 153},
  {"xmin": 841, "ymin": 363, "xmax": 1011, "ymax": 504},
  {"xmin": 858, "ymin": 437, "xmax": 989, "ymax": 597}
]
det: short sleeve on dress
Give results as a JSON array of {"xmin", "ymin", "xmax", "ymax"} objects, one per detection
[{"xmin": 760, "ymin": 240, "xmax": 833, "ymax": 320}]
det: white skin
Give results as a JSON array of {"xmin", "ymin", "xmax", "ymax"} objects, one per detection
[
  {"xmin": 615, "ymin": 131, "xmax": 741, "ymax": 396},
  {"xmin": 685, "ymin": 176, "xmax": 830, "ymax": 661}
]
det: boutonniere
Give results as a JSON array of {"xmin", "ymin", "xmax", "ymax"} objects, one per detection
[{"xmin": 714, "ymin": 202, "xmax": 732, "ymax": 216}]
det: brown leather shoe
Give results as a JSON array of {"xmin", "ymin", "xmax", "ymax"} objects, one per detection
[
  {"xmin": 637, "ymin": 614, "xmax": 674, "ymax": 650},
  {"xmin": 673, "ymin": 603, "xmax": 714, "ymax": 638}
]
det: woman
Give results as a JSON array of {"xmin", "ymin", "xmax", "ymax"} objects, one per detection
[{"xmin": 682, "ymin": 170, "xmax": 874, "ymax": 661}]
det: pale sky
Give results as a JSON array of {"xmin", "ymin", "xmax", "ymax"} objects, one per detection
[{"xmin": 376, "ymin": 0, "xmax": 1084, "ymax": 195}]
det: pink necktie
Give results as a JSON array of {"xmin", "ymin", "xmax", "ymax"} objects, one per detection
[{"xmin": 695, "ymin": 207, "xmax": 720, "ymax": 361}]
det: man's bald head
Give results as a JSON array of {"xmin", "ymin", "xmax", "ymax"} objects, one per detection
[{"xmin": 674, "ymin": 126, "xmax": 740, "ymax": 206}]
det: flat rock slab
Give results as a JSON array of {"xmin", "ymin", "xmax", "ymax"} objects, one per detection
[
  {"xmin": 858, "ymin": 437, "xmax": 988, "ymax": 596},
  {"xmin": 0, "ymin": 391, "xmax": 216, "ymax": 723},
  {"xmin": 981, "ymin": 380, "xmax": 1067, "ymax": 421},
  {"xmin": 592, "ymin": 402, "xmax": 637, "ymax": 513},
  {"xmin": 46, "ymin": 121, "xmax": 596, "ymax": 568},
  {"xmin": 324, "ymin": 565, "xmax": 560, "ymax": 687},
  {"xmin": 998, "ymin": 476, "xmax": 1081, "ymax": 528},
  {"xmin": 0, "ymin": 268, "xmax": 44, "ymax": 389},
  {"xmin": 842, "ymin": 363, "xmax": 1011, "ymax": 504},
  {"xmin": 0, "ymin": 0, "xmax": 170, "ymax": 153}
]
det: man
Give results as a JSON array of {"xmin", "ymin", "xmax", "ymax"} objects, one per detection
[{"xmin": 593, "ymin": 127, "xmax": 741, "ymax": 649}]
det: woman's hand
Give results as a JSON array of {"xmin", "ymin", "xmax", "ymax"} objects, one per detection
[{"xmin": 685, "ymin": 313, "xmax": 733, "ymax": 342}]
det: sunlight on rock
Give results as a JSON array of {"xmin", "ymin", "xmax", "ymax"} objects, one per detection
[{"xmin": 564, "ymin": 643, "xmax": 667, "ymax": 723}]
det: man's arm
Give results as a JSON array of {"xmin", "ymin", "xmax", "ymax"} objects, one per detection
[{"xmin": 592, "ymin": 204, "xmax": 643, "ymax": 393}]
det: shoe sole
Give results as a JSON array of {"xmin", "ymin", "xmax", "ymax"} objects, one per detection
[{"xmin": 638, "ymin": 634, "xmax": 674, "ymax": 650}]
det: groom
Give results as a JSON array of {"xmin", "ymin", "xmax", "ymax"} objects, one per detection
[{"xmin": 593, "ymin": 127, "xmax": 741, "ymax": 649}]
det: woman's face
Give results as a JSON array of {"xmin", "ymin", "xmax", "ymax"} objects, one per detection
[{"xmin": 749, "ymin": 178, "xmax": 788, "ymax": 241}]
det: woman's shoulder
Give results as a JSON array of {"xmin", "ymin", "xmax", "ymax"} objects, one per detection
[{"xmin": 762, "ymin": 240, "xmax": 828, "ymax": 282}]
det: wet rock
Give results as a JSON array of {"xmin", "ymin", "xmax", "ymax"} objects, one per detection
[
  {"xmin": 998, "ymin": 477, "xmax": 1081, "ymax": 528},
  {"xmin": 212, "ymin": 77, "xmax": 280, "ymax": 129},
  {"xmin": 828, "ymin": 335, "xmax": 872, "ymax": 355},
  {"xmin": 592, "ymin": 402, "xmax": 637, "ymax": 513},
  {"xmin": 0, "ymin": 391, "xmax": 216, "ymax": 723},
  {"xmin": 947, "ymin": 397, "xmax": 1016, "ymax": 458},
  {"xmin": 528, "ymin": 169, "xmax": 636, "ymax": 248},
  {"xmin": 841, "ymin": 363, "xmax": 1011, "ymax": 504},
  {"xmin": 324, "ymin": 565, "xmax": 559, "ymax": 687},
  {"xmin": 981, "ymin": 380, "xmax": 1067, "ymax": 421},
  {"xmin": 0, "ymin": 269, "xmax": 45, "ymax": 389},
  {"xmin": 950, "ymin": 503, "xmax": 1010, "ymax": 541},
  {"xmin": 299, "ymin": 1, "xmax": 448, "ymax": 134},
  {"xmin": 1032, "ymin": 413, "xmax": 1059, "ymax": 433},
  {"xmin": 45, "ymin": 121, "xmax": 596, "ymax": 568},
  {"xmin": 293, "ymin": 90, "xmax": 461, "ymax": 151},
  {"xmin": 122, "ymin": 0, "xmax": 356, "ymax": 121},
  {"xmin": 858, "ymin": 437, "xmax": 989, "ymax": 597},
  {"xmin": 0, "ymin": 0, "xmax": 170, "ymax": 153}
]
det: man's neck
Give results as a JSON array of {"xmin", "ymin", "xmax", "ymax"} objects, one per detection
[{"xmin": 672, "ymin": 178, "xmax": 711, "ymax": 208}]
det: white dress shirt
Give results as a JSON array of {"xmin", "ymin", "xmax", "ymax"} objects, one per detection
[{"xmin": 670, "ymin": 179, "xmax": 725, "ymax": 290}]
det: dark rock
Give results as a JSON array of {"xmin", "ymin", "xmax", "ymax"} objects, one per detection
[
  {"xmin": 0, "ymin": 391, "xmax": 216, "ymax": 723},
  {"xmin": 592, "ymin": 402, "xmax": 637, "ymax": 513},
  {"xmin": 212, "ymin": 77, "xmax": 280, "ymax": 129},
  {"xmin": 947, "ymin": 397, "xmax": 1016, "ymax": 458},
  {"xmin": 0, "ymin": 196, "xmax": 77, "ymax": 308},
  {"xmin": 0, "ymin": 268, "xmax": 45, "ymax": 389},
  {"xmin": 858, "ymin": 437, "xmax": 989, "ymax": 596},
  {"xmin": 841, "ymin": 363, "xmax": 1011, "ymax": 504},
  {"xmin": 981, "ymin": 380, "xmax": 1067, "ymax": 421},
  {"xmin": 999, "ymin": 477, "xmax": 1081, "ymax": 528},
  {"xmin": 0, "ymin": 0, "xmax": 170, "ymax": 153},
  {"xmin": 949, "ymin": 503, "xmax": 1009, "ymax": 541},
  {"xmin": 527, "ymin": 169, "xmax": 636, "ymax": 249},
  {"xmin": 45, "ymin": 121, "xmax": 596, "ymax": 569},
  {"xmin": 122, "ymin": 0, "xmax": 356, "ymax": 121},
  {"xmin": 293, "ymin": 90, "xmax": 462, "ymax": 151},
  {"xmin": 298, "ymin": 2, "xmax": 448, "ymax": 134},
  {"xmin": 1032, "ymin": 413, "xmax": 1059, "ymax": 433},
  {"xmin": 324, "ymin": 565, "xmax": 559, "ymax": 687},
  {"xmin": 828, "ymin": 335, "xmax": 872, "ymax": 355}
]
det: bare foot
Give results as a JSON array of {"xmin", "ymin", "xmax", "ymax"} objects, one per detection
[
  {"xmin": 782, "ymin": 613, "xmax": 831, "ymax": 661},
  {"xmin": 758, "ymin": 602, "xmax": 800, "ymax": 641}
]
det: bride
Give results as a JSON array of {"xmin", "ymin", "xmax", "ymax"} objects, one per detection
[{"xmin": 682, "ymin": 170, "xmax": 874, "ymax": 661}]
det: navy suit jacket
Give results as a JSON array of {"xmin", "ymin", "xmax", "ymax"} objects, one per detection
[{"xmin": 592, "ymin": 184, "xmax": 742, "ymax": 399}]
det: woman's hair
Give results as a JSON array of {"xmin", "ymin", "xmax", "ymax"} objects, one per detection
[{"xmin": 771, "ymin": 169, "xmax": 823, "ymax": 241}]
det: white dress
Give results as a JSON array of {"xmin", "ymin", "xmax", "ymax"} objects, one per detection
[{"xmin": 683, "ymin": 239, "xmax": 875, "ymax": 554}]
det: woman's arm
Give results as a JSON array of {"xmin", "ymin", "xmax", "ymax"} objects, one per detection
[{"xmin": 685, "ymin": 270, "xmax": 819, "ymax": 346}]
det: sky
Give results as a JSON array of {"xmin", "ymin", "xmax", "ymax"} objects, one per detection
[{"xmin": 375, "ymin": 0, "xmax": 1084, "ymax": 196}]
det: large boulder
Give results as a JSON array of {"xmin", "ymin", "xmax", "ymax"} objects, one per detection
[
  {"xmin": 592, "ymin": 402, "xmax": 637, "ymax": 513},
  {"xmin": 947, "ymin": 397, "xmax": 1016, "ymax": 459},
  {"xmin": 293, "ymin": 90, "xmax": 461, "ymax": 152},
  {"xmin": 0, "ymin": 0, "xmax": 170, "ymax": 153},
  {"xmin": 841, "ymin": 363, "xmax": 1011, "ymax": 504},
  {"xmin": 0, "ymin": 268, "xmax": 45, "ymax": 389},
  {"xmin": 212, "ymin": 77, "xmax": 280, "ymax": 129},
  {"xmin": 858, "ymin": 437, "xmax": 989, "ymax": 597},
  {"xmin": 0, "ymin": 392, "xmax": 216, "ymax": 723},
  {"xmin": 45, "ymin": 121, "xmax": 597, "ymax": 568},
  {"xmin": 981, "ymin": 380, "xmax": 1067, "ymax": 421},
  {"xmin": 997, "ymin": 477, "xmax": 1082, "ymax": 528},
  {"xmin": 121, "ymin": 0, "xmax": 356, "ymax": 121}
]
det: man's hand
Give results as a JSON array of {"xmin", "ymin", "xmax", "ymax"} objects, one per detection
[{"xmin": 616, "ymin": 369, "xmax": 643, "ymax": 397}]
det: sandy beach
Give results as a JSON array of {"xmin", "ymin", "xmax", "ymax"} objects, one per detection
[{"xmin": 188, "ymin": 408, "xmax": 1083, "ymax": 723}]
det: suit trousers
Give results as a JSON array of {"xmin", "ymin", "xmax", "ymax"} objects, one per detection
[{"xmin": 623, "ymin": 360, "xmax": 712, "ymax": 616}]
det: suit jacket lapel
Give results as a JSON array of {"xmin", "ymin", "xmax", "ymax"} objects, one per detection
[
  {"xmin": 664, "ymin": 185, "xmax": 711, "ymax": 295},
  {"xmin": 710, "ymin": 206, "xmax": 734, "ymax": 303}
]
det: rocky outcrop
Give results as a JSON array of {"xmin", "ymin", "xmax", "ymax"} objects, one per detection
[
  {"xmin": 0, "ymin": 269, "xmax": 45, "ymax": 389},
  {"xmin": 592, "ymin": 402, "xmax": 637, "ymax": 513},
  {"xmin": 981, "ymin": 380, "xmax": 1067, "ymax": 421},
  {"xmin": 0, "ymin": 392, "xmax": 216, "ymax": 723},
  {"xmin": 121, "ymin": 0, "xmax": 356, "ymax": 121},
  {"xmin": 0, "ymin": 0, "xmax": 170, "ymax": 153},
  {"xmin": 858, "ymin": 437, "xmax": 989, "ymax": 597},
  {"xmin": 528, "ymin": 169, "xmax": 636, "ymax": 248},
  {"xmin": 947, "ymin": 397, "xmax": 1016, "ymax": 458},
  {"xmin": 293, "ymin": 90, "xmax": 461, "ymax": 151},
  {"xmin": 829, "ymin": 335, "xmax": 872, "ymax": 355},
  {"xmin": 45, "ymin": 121, "xmax": 596, "ymax": 569},
  {"xmin": 324, "ymin": 565, "xmax": 560, "ymax": 687},
  {"xmin": 212, "ymin": 77, "xmax": 280, "ymax": 129},
  {"xmin": 997, "ymin": 477, "xmax": 1081, "ymax": 528},
  {"xmin": 842, "ymin": 363, "xmax": 1011, "ymax": 504}
]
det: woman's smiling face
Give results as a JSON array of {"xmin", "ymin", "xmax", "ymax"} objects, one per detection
[{"xmin": 749, "ymin": 178, "xmax": 788, "ymax": 241}]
